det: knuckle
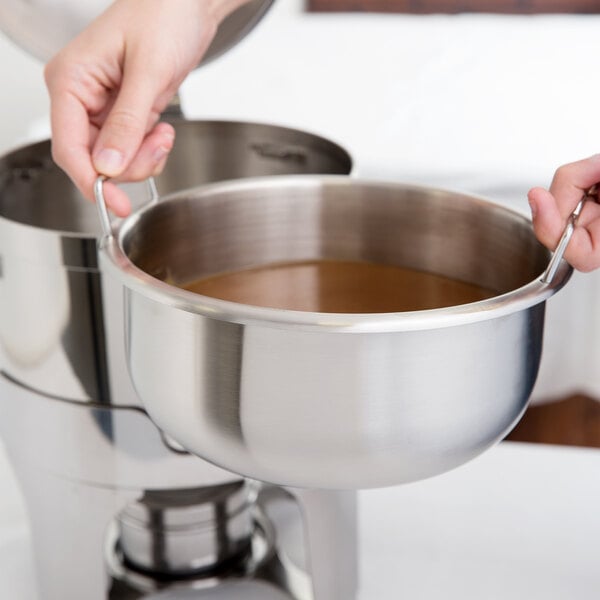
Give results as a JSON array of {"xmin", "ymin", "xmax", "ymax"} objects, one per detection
[
  {"xmin": 118, "ymin": 165, "xmax": 148, "ymax": 183},
  {"xmin": 43, "ymin": 53, "xmax": 75, "ymax": 90},
  {"xmin": 123, "ymin": 156, "xmax": 165, "ymax": 182},
  {"xmin": 152, "ymin": 160, "xmax": 168, "ymax": 177},
  {"xmin": 43, "ymin": 61, "xmax": 55, "ymax": 86},
  {"xmin": 43, "ymin": 53, "xmax": 66, "ymax": 86},
  {"xmin": 554, "ymin": 163, "xmax": 571, "ymax": 181},
  {"xmin": 50, "ymin": 141, "xmax": 67, "ymax": 170},
  {"xmin": 584, "ymin": 253, "xmax": 600, "ymax": 272},
  {"xmin": 106, "ymin": 109, "xmax": 144, "ymax": 139},
  {"xmin": 576, "ymin": 259, "xmax": 596, "ymax": 273}
]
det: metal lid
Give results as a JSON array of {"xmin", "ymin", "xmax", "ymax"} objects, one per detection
[{"xmin": 0, "ymin": 0, "xmax": 273, "ymax": 64}]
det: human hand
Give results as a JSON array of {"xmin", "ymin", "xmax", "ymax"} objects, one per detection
[
  {"xmin": 528, "ymin": 155, "xmax": 600, "ymax": 272},
  {"xmin": 44, "ymin": 0, "xmax": 249, "ymax": 217}
]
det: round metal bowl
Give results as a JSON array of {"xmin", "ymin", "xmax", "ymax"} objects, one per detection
[{"xmin": 99, "ymin": 176, "xmax": 571, "ymax": 489}]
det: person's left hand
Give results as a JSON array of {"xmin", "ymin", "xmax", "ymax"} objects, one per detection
[{"xmin": 528, "ymin": 154, "xmax": 600, "ymax": 272}]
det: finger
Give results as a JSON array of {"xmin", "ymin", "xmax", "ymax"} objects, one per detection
[
  {"xmin": 528, "ymin": 186, "xmax": 564, "ymax": 249},
  {"xmin": 47, "ymin": 68, "xmax": 132, "ymax": 216},
  {"xmin": 153, "ymin": 151, "xmax": 170, "ymax": 178},
  {"xmin": 563, "ymin": 198, "xmax": 600, "ymax": 271},
  {"xmin": 102, "ymin": 123, "xmax": 175, "ymax": 217},
  {"xmin": 48, "ymin": 85, "xmax": 98, "ymax": 200},
  {"xmin": 548, "ymin": 154, "xmax": 600, "ymax": 219},
  {"xmin": 529, "ymin": 186, "xmax": 600, "ymax": 272},
  {"xmin": 114, "ymin": 122, "xmax": 175, "ymax": 182},
  {"xmin": 92, "ymin": 55, "xmax": 167, "ymax": 178},
  {"xmin": 564, "ymin": 229, "xmax": 594, "ymax": 271},
  {"xmin": 101, "ymin": 180, "xmax": 132, "ymax": 218}
]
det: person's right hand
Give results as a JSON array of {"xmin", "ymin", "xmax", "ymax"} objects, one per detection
[
  {"xmin": 44, "ymin": 0, "xmax": 249, "ymax": 216},
  {"xmin": 529, "ymin": 154, "xmax": 600, "ymax": 272}
]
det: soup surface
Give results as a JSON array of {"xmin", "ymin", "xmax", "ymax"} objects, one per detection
[{"xmin": 181, "ymin": 259, "xmax": 495, "ymax": 313}]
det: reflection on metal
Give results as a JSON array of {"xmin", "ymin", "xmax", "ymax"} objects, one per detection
[
  {"xmin": 0, "ymin": 372, "xmax": 358, "ymax": 599},
  {"xmin": 0, "ymin": 122, "xmax": 351, "ymax": 405},
  {"xmin": 100, "ymin": 176, "xmax": 569, "ymax": 489},
  {"xmin": 0, "ymin": 120, "xmax": 357, "ymax": 599}
]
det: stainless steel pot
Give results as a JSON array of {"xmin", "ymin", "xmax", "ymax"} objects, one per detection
[
  {"xmin": 0, "ymin": 121, "xmax": 351, "ymax": 403},
  {"xmin": 98, "ymin": 176, "xmax": 571, "ymax": 489}
]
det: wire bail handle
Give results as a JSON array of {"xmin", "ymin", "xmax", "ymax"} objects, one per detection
[
  {"xmin": 94, "ymin": 176, "xmax": 159, "ymax": 242},
  {"xmin": 541, "ymin": 184, "xmax": 599, "ymax": 285}
]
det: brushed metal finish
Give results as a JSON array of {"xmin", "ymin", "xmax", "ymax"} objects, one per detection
[
  {"xmin": 0, "ymin": 0, "xmax": 274, "ymax": 65},
  {"xmin": 100, "ymin": 176, "xmax": 572, "ymax": 489},
  {"xmin": 0, "ymin": 122, "xmax": 351, "ymax": 403},
  {"xmin": 145, "ymin": 119, "xmax": 352, "ymax": 200},
  {"xmin": 0, "ymin": 372, "xmax": 236, "ymax": 488}
]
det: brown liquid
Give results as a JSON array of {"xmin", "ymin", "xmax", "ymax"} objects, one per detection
[{"xmin": 181, "ymin": 259, "xmax": 495, "ymax": 313}]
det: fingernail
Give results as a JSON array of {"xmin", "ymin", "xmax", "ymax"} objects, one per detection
[
  {"xmin": 94, "ymin": 148, "xmax": 124, "ymax": 176},
  {"xmin": 153, "ymin": 145, "xmax": 170, "ymax": 163}
]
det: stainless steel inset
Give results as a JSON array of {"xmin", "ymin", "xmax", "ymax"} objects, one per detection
[
  {"xmin": 117, "ymin": 482, "xmax": 255, "ymax": 576},
  {"xmin": 98, "ymin": 175, "xmax": 572, "ymax": 489},
  {"xmin": 0, "ymin": 121, "xmax": 351, "ymax": 403},
  {"xmin": 0, "ymin": 0, "xmax": 275, "ymax": 65}
]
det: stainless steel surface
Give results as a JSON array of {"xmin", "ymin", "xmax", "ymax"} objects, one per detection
[
  {"xmin": 10, "ymin": 456, "xmax": 140, "ymax": 600},
  {"xmin": 277, "ymin": 487, "xmax": 358, "ymax": 600},
  {"xmin": 99, "ymin": 175, "xmax": 572, "ymax": 489},
  {"xmin": 107, "ymin": 509, "xmax": 279, "ymax": 598},
  {"xmin": 0, "ymin": 123, "xmax": 357, "ymax": 599},
  {"xmin": 118, "ymin": 482, "xmax": 255, "ymax": 576},
  {"xmin": 0, "ymin": 374, "xmax": 358, "ymax": 600},
  {"xmin": 0, "ymin": 0, "xmax": 274, "ymax": 65},
  {"xmin": 0, "ymin": 268, "xmax": 357, "ymax": 599},
  {"xmin": 541, "ymin": 184, "xmax": 598, "ymax": 284},
  {"xmin": 142, "ymin": 119, "xmax": 352, "ymax": 201},
  {"xmin": 111, "ymin": 487, "xmax": 358, "ymax": 600},
  {"xmin": 0, "ymin": 372, "xmax": 235, "ymax": 488},
  {"xmin": 143, "ymin": 581, "xmax": 297, "ymax": 599},
  {"xmin": 0, "ymin": 122, "xmax": 351, "ymax": 403}
]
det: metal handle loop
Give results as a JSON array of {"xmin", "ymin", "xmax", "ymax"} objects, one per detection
[
  {"xmin": 94, "ymin": 176, "xmax": 159, "ymax": 241},
  {"xmin": 541, "ymin": 184, "xmax": 598, "ymax": 285}
]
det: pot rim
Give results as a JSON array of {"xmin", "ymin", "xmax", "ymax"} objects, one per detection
[
  {"xmin": 0, "ymin": 119, "xmax": 352, "ymax": 241},
  {"xmin": 99, "ymin": 175, "xmax": 572, "ymax": 333}
]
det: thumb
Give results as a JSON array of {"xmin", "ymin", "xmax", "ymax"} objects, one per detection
[{"xmin": 92, "ymin": 61, "xmax": 161, "ymax": 177}]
